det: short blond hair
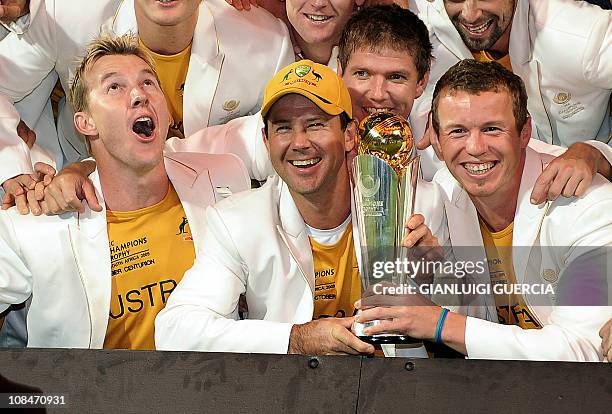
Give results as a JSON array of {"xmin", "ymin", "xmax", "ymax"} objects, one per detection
[{"xmin": 69, "ymin": 33, "xmax": 158, "ymax": 113}]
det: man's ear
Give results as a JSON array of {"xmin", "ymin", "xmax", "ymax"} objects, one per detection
[
  {"xmin": 415, "ymin": 71, "xmax": 430, "ymax": 99},
  {"xmin": 261, "ymin": 126, "xmax": 270, "ymax": 153},
  {"xmin": 74, "ymin": 111, "xmax": 98, "ymax": 137},
  {"xmin": 344, "ymin": 119, "xmax": 358, "ymax": 152},
  {"xmin": 520, "ymin": 114, "xmax": 532, "ymax": 149}
]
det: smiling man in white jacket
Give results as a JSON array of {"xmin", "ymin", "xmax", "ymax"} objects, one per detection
[
  {"xmin": 0, "ymin": 35, "xmax": 250, "ymax": 349},
  {"xmin": 155, "ymin": 60, "xmax": 446, "ymax": 355},
  {"xmin": 411, "ymin": 0, "xmax": 611, "ymax": 151},
  {"xmin": 356, "ymin": 60, "xmax": 612, "ymax": 361}
]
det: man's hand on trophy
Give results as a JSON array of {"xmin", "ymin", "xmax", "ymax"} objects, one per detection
[
  {"xmin": 355, "ymin": 301, "xmax": 441, "ymax": 341},
  {"xmin": 34, "ymin": 160, "xmax": 101, "ymax": 215},
  {"xmin": 288, "ymin": 317, "xmax": 375, "ymax": 355},
  {"xmin": 402, "ymin": 213, "xmax": 443, "ymax": 263},
  {"xmin": 355, "ymin": 302, "xmax": 467, "ymax": 353}
]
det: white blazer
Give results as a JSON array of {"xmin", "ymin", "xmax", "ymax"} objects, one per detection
[
  {"xmin": 0, "ymin": 0, "xmax": 293, "ymax": 183},
  {"xmin": 433, "ymin": 147, "xmax": 612, "ymax": 361},
  {"xmin": 0, "ymin": 152, "xmax": 250, "ymax": 348},
  {"xmin": 155, "ymin": 174, "xmax": 447, "ymax": 354},
  {"xmin": 412, "ymin": 0, "xmax": 611, "ymax": 149}
]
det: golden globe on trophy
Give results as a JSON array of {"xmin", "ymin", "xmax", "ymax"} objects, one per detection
[{"xmin": 352, "ymin": 111, "xmax": 421, "ymax": 344}]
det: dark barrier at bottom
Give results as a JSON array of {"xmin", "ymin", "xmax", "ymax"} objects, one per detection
[{"xmin": 0, "ymin": 349, "xmax": 610, "ymax": 413}]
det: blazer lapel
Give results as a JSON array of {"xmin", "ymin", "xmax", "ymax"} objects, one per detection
[
  {"xmin": 512, "ymin": 148, "xmax": 551, "ymax": 283},
  {"xmin": 182, "ymin": 2, "xmax": 224, "ymax": 136},
  {"xmin": 509, "ymin": 0, "xmax": 553, "ymax": 142},
  {"xmin": 164, "ymin": 153, "xmax": 214, "ymax": 255},
  {"xmin": 275, "ymin": 179, "xmax": 315, "ymax": 295},
  {"xmin": 111, "ymin": 0, "xmax": 137, "ymax": 35},
  {"xmin": 68, "ymin": 170, "xmax": 112, "ymax": 348},
  {"xmin": 445, "ymin": 182, "xmax": 497, "ymax": 321}
]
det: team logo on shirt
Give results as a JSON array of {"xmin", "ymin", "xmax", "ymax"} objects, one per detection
[{"xmin": 176, "ymin": 217, "xmax": 192, "ymax": 241}]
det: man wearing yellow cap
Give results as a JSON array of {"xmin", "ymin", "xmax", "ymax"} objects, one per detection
[{"xmin": 155, "ymin": 60, "xmax": 444, "ymax": 355}]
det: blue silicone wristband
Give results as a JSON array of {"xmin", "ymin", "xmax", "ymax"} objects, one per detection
[{"xmin": 435, "ymin": 308, "xmax": 450, "ymax": 344}]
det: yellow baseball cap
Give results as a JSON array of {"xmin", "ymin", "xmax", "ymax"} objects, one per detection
[{"xmin": 261, "ymin": 60, "xmax": 352, "ymax": 119}]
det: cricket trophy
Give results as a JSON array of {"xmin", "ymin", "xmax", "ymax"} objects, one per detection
[{"xmin": 352, "ymin": 111, "xmax": 421, "ymax": 344}]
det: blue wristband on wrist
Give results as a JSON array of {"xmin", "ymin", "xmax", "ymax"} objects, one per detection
[{"xmin": 434, "ymin": 308, "xmax": 450, "ymax": 344}]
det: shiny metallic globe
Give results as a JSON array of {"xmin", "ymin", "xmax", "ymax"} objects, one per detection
[{"xmin": 358, "ymin": 111, "xmax": 414, "ymax": 174}]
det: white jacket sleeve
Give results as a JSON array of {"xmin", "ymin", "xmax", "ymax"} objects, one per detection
[
  {"xmin": 467, "ymin": 185, "xmax": 612, "ymax": 361},
  {"xmin": 580, "ymin": 2, "xmax": 611, "ymax": 89},
  {"xmin": 155, "ymin": 205, "xmax": 292, "ymax": 353},
  {"xmin": 166, "ymin": 113, "xmax": 275, "ymax": 182},
  {"xmin": 465, "ymin": 306, "xmax": 611, "ymax": 361},
  {"xmin": 0, "ymin": 211, "xmax": 33, "ymax": 313},
  {"xmin": 0, "ymin": 94, "xmax": 35, "ymax": 184}
]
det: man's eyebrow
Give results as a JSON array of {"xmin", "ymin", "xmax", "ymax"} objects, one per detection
[
  {"xmin": 99, "ymin": 71, "xmax": 118, "ymax": 85},
  {"xmin": 442, "ymin": 122, "xmax": 466, "ymax": 130},
  {"xmin": 481, "ymin": 120, "xmax": 505, "ymax": 126},
  {"xmin": 304, "ymin": 115, "xmax": 329, "ymax": 122},
  {"xmin": 268, "ymin": 117, "xmax": 290, "ymax": 124},
  {"xmin": 141, "ymin": 68, "xmax": 157, "ymax": 78},
  {"xmin": 388, "ymin": 69, "xmax": 410, "ymax": 76}
]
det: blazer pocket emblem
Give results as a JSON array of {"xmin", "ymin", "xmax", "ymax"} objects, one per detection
[
  {"xmin": 222, "ymin": 99, "xmax": 240, "ymax": 112},
  {"xmin": 542, "ymin": 268, "xmax": 558, "ymax": 283},
  {"xmin": 552, "ymin": 92, "xmax": 571, "ymax": 105}
]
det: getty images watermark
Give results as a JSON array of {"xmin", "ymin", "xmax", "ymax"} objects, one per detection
[
  {"xmin": 362, "ymin": 245, "xmax": 610, "ymax": 306},
  {"xmin": 371, "ymin": 257, "xmax": 555, "ymax": 296}
]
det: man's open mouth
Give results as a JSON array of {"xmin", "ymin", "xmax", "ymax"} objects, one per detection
[
  {"xmin": 305, "ymin": 14, "xmax": 332, "ymax": 23},
  {"xmin": 289, "ymin": 158, "xmax": 322, "ymax": 168},
  {"xmin": 463, "ymin": 161, "xmax": 497, "ymax": 175},
  {"xmin": 364, "ymin": 107, "xmax": 393, "ymax": 114},
  {"xmin": 461, "ymin": 18, "xmax": 494, "ymax": 35},
  {"xmin": 132, "ymin": 116, "xmax": 155, "ymax": 138}
]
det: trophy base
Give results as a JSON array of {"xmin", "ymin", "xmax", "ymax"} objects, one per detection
[
  {"xmin": 357, "ymin": 335, "xmax": 421, "ymax": 345},
  {"xmin": 354, "ymin": 320, "xmax": 421, "ymax": 344}
]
